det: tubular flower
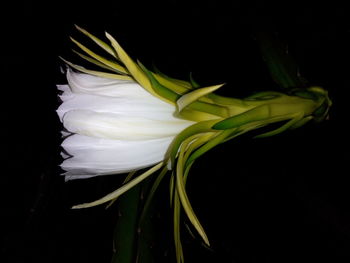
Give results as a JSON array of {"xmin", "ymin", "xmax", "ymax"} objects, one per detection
[
  {"xmin": 58, "ymin": 68, "xmax": 194, "ymax": 180},
  {"xmin": 57, "ymin": 26, "xmax": 332, "ymax": 262}
]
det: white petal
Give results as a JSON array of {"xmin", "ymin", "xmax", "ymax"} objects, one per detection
[
  {"xmin": 60, "ymin": 134, "xmax": 172, "ymax": 180},
  {"xmin": 63, "ymin": 109, "xmax": 192, "ymax": 140},
  {"xmin": 57, "ymin": 84, "xmax": 69, "ymax": 92},
  {"xmin": 66, "ymin": 68, "xmax": 152, "ymax": 99},
  {"xmin": 56, "ymin": 91, "xmax": 177, "ymax": 122}
]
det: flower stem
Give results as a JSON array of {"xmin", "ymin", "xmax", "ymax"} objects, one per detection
[
  {"xmin": 111, "ymin": 177, "xmax": 158, "ymax": 263},
  {"xmin": 111, "ymin": 184, "xmax": 141, "ymax": 263}
]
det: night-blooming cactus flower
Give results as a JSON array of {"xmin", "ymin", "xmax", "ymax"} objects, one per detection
[
  {"xmin": 57, "ymin": 68, "xmax": 194, "ymax": 180},
  {"xmin": 57, "ymin": 25, "xmax": 332, "ymax": 263}
]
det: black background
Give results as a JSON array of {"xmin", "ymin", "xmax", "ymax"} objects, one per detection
[{"xmin": 2, "ymin": 0, "xmax": 350, "ymax": 262}]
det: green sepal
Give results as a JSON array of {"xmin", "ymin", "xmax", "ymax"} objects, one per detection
[
  {"xmin": 105, "ymin": 32, "xmax": 161, "ymax": 99},
  {"xmin": 167, "ymin": 120, "xmax": 218, "ymax": 170},
  {"xmin": 290, "ymin": 116, "xmax": 313, "ymax": 129},
  {"xmin": 75, "ymin": 25, "xmax": 117, "ymax": 58},
  {"xmin": 70, "ymin": 37, "xmax": 128, "ymax": 74},
  {"xmin": 72, "ymin": 49, "xmax": 119, "ymax": 72},
  {"xmin": 244, "ymin": 91, "xmax": 282, "ymax": 101},
  {"xmin": 153, "ymin": 66, "xmax": 193, "ymax": 89},
  {"xmin": 186, "ymin": 100, "xmax": 230, "ymax": 118},
  {"xmin": 60, "ymin": 57, "xmax": 132, "ymax": 80},
  {"xmin": 154, "ymin": 73, "xmax": 191, "ymax": 95},
  {"xmin": 71, "ymin": 162, "xmax": 164, "ymax": 209},
  {"xmin": 254, "ymin": 112, "xmax": 304, "ymax": 138},
  {"xmin": 176, "ymin": 136, "xmax": 210, "ymax": 246},
  {"xmin": 177, "ymin": 84, "xmax": 225, "ymax": 112},
  {"xmin": 186, "ymin": 129, "xmax": 236, "ymax": 166},
  {"xmin": 106, "ymin": 170, "xmax": 137, "ymax": 209},
  {"xmin": 213, "ymin": 104, "xmax": 270, "ymax": 130},
  {"xmin": 138, "ymin": 62, "xmax": 180, "ymax": 104}
]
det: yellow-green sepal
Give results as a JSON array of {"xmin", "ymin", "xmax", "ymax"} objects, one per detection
[
  {"xmin": 70, "ymin": 37, "xmax": 128, "ymax": 74},
  {"xmin": 75, "ymin": 25, "xmax": 117, "ymax": 58},
  {"xmin": 166, "ymin": 120, "xmax": 219, "ymax": 170},
  {"xmin": 138, "ymin": 62, "xmax": 180, "ymax": 104},
  {"xmin": 71, "ymin": 162, "xmax": 164, "ymax": 209},
  {"xmin": 176, "ymin": 136, "xmax": 210, "ymax": 246},
  {"xmin": 72, "ymin": 49, "xmax": 120, "ymax": 72},
  {"xmin": 105, "ymin": 32, "xmax": 159, "ymax": 98},
  {"xmin": 212, "ymin": 104, "xmax": 270, "ymax": 130},
  {"xmin": 289, "ymin": 116, "xmax": 313, "ymax": 129},
  {"xmin": 254, "ymin": 111, "xmax": 304, "ymax": 138},
  {"xmin": 177, "ymin": 84, "xmax": 225, "ymax": 112},
  {"xmin": 186, "ymin": 129, "xmax": 236, "ymax": 166},
  {"xmin": 153, "ymin": 66, "xmax": 193, "ymax": 89},
  {"xmin": 60, "ymin": 57, "xmax": 132, "ymax": 80}
]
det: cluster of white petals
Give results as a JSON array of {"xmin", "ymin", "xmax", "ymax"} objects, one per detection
[{"xmin": 57, "ymin": 68, "xmax": 194, "ymax": 180}]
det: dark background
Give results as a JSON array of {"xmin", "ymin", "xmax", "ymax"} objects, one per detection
[{"xmin": 2, "ymin": 0, "xmax": 350, "ymax": 262}]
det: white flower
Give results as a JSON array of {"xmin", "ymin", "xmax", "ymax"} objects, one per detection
[
  {"xmin": 57, "ymin": 68, "xmax": 194, "ymax": 180},
  {"xmin": 57, "ymin": 27, "xmax": 333, "ymax": 261}
]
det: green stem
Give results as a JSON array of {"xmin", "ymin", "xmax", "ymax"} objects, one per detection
[
  {"xmin": 111, "ymin": 177, "xmax": 158, "ymax": 263},
  {"xmin": 111, "ymin": 184, "xmax": 141, "ymax": 263},
  {"xmin": 135, "ymin": 177, "xmax": 158, "ymax": 263}
]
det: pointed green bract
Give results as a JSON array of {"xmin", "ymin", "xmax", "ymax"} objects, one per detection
[
  {"xmin": 153, "ymin": 72, "xmax": 192, "ymax": 94},
  {"xmin": 72, "ymin": 162, "xmax": 164, "ymax": 209},
  {"xmin": 177, "ymin": 84, "xmax": 224, "ymax": 112},
  {"xmin": 213, "ymin": 104, "xmax": 271, "ymax": 130},
  {"xmin": 176, "ymin": 136, "xmax": 210, "ymax": 246},
  {"xmin": 154, "ymin": 66, "xmax": 194, "ymax": 89},
  {"xmin": 154, "ymin": 74, "xmax": 189, "ymax": 95},
  {"xmin": 105, "ymin": 32, "xmax": 159, "ymax": 98},
  {"xmin": 75, "ymin": 25, "xmax": 117, "ymax": 57},
  {"xmin": 290, "ymin": 116, "xmax": 313, "ymax": 129},
  {"xmin": 177, "ymin": 108, "xmax": 219, "ymax": 122},
  {"xmin": 105, "ymin": 170, "xmax": 138, "ymax": 209},
  {"xmin": 254, "ymin": 112, "xmax": 304, "ymax": 138},
  {"xmin": 60, "ymin": 57, "xmax": 132, "ymax": 80},
  {"xmin": 166, "ymin": 120, "xmax": 218, "ymax": 170},
  {"xmin": 70, "ymin": 37, "xmax": 128, "ymax": 74},
  {"xmin": 186, "ymin": 129, "xmax": 236, "ymax": 166},
  {"xmin": 183, "ymin": 133, "xmax": 215, "ymax": 162},
  {"xmin": 72, "ymin": 49, "xmax": 118, "ymax": 72},
  {"xmin": 139, "ymin": 62, "xmax": 180, "ymax": 104}
]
